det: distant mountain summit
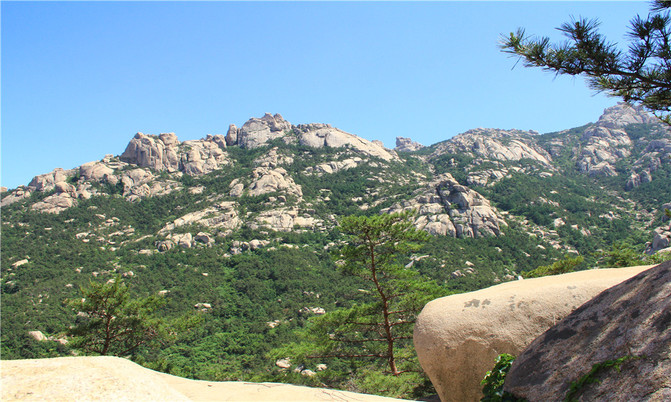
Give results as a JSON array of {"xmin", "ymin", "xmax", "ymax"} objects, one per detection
[{"xmin": 2, "ymin": 104, "xmax": 670, "ymax": 244}]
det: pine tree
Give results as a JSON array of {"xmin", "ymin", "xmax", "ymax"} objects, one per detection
[
  {"xmin": 501, "ymin": 1, "xmax": 671, "ymax": 123},
  {"xmin": 68, "ymin": 277, "xmax": 168, "ymax": 356}
]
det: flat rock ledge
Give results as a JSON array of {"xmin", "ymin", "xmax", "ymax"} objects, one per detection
[
  {"xmin": 413, "ymin": 265, "xmax": 653, "ymax": 402},
  {"xmin": 1, "ymin": 356, "xmax": 404, "ymax": 402}
]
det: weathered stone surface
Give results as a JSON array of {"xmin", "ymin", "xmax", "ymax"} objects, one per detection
[
  {"xmin": 225, "ymin": 124, "xmax": 239, "ymax": 146},
  {"xmin": 253, "ymin": 147, "xmax": 294, "ymax": 168},
  {"xmin": 159, "ymin": 202, "xmax": 241, "ymax": 236},
  {"xmin": 79, "ymin": 162, "xmax": 114, "ymax": 182},
  {"xmin": 28, "ymin": 331, "xmax": 47, "ymax": 342},
  {"xmin": 235, "ymin": 113, "xmax": 291, "ymax": 149},
  {"xmin": 248, "ymin": 167, "xmax": 303, "ymax": 198},
  {"xmin": 249, "ymin": 207, "xmax": 320, "ymax": 232},
  {"xmin": 296, "ymin": 123, "xmax": 398, "ymax": 161},
  {"xmin": 394, "ymin": 137, "xmax": 424, "ymax": 152},
  {"xmin": 432, "ymin": 128, "xmax": 552, "ymax": 166},
  {"xmin": 1, "ymin": 187, "xmax": 32, "ymax": 207},
  {"xmin": 577, "ymin": 103, "xmax": 659, "ymax": 176},
  {"xmin": 504, "ymin": 262, "xmax": 671, "ymax": 401},
  {"xmin": 156, "ymin": 240, "xmax": 174, "ymax": 252},
  {"xmin": 413, "ymin": 265, "xmax": 652, "ymax": 402},
  {"xmin": 120, "ymin": 132, "xmax": 229, "ymax": 175},
  {"xmin": 384, "ymin": 173, "xmax": 504, "ymax": 239},
  {"xmin": 28, "ymin": 168, "xmax": 76, "ymax": 191},
  {"xmin": 305, "ymin": 157, "xmax": 363, "ymax": 175}
]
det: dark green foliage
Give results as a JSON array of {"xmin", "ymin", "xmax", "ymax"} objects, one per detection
[
  {"xmin": 597, "ymin": 242, "xmax": 647, "ymax": 268},
  {"xmin": 501, "ymin": 1, "xmax": 671, "ymax": 123},
  {"xmin": 67, "ymin": 277, "xmax": 173, "ymax": 356},
  {"xmin": 481, "ymin": 353, "xmax": 519, "ymax": 402},
  {"xmin": 525, "ymin": 255, "xmax": 584, "ymax": 278}
]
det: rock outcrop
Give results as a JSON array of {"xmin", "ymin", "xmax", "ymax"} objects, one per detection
[
  {"xmin": 394, "ymin": 137, "xmax": 424, "ymax": 152},
  {"xmin": 233, "ymin": 113, "xmax": 292, "ymax": 149},
  {"xmin": 120, "ymin": 132, "xmax": 229, "ymax": 175},
  {"xmin": 295, "ymin": 123, "xmax": 398, "ymax": 161},
  {"xmin": 1, "ymin": 356, "xmax": 403, "ymax": 401},
  {"xmin": 577, "ymin": 102, "xmax": 660, "ymax": 177},
  {"xmin": 413, "ymin": 265, "xmax": 652, "ymax": 402},
  {"xmin": 383, "ymin": 173, "xmax": 504, "ymax": 238},
  {"xmin": 248, "ymin": 167, "xmax": 303, "ymax": 198},
  {"xmin": 159, "ymin": 201, "xmax": 241, "ymax": 238},
  {"xmin": 432, "ymin": 128, "xmax": 552, "ymax": 166},
  {"xmin": 504, "ymin": 262, "xmax": 671, "ymax": 401}
]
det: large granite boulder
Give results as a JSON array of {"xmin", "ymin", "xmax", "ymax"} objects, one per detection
[
  {"xmin": 504, "ymin": 261, "xmax": 671, "ymax": 401},
  {"xmin": 413, "ymin": 265, "xmax": 652, "ymax": 402}
]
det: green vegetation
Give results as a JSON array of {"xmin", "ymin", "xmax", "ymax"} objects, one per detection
[
  {"xmin": 480, "ymin": 353, "xmax": 517, "ymax": 402},
  {"xmin": 68, "ymin": 277, "xmax": 178, "ymax": 357},
  {"xmin": 565, "ymin": 355, "xmax": 640, "ymax": 402},
  {"xmin": 269, "ymin": 212, "xmax": 444, "ymax": 398},
  {"xmin": 525, "ymin": 255, "xmax": 584, "ymax": 278}
]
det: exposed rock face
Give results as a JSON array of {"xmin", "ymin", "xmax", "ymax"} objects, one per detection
[
  {"xmin": 645, "ymin": 203, "xmax": 671, "ymax": 254},
  {"xmin": 577, "ymin": 103, "xmax": 658, "ymax": 177},
  {"xmin": 159, "ymin": 201, "xmax": 241, "ymax": 237},
  {"xmin": 437, "ymin": 178, "xmax": 503, "ymax": 238},
  {"xmin": 413, "ymin": 265, "xmax": 652, "ymax": 402},
  {"xmin": 395, "ymin": 137, "xmax": 424, "ymax": 152},
  {"xmin": 295, "ymin": 123, "xmax": 398, "ymax": 161},
  {"xmin": 28, "ymin": 168, "xmax": 76, "ymax": 191},
  {"xmin": 248, "ymin": 167, "xmax": 303, "ymax": 198},
  {"xmin": 0, "ymin": 187, "xmax": 32, "ymax": 207},
  {"xmin": 232, "ymin": 113, "xmax": 292, "ymax": 149},
  {"xmin": 120, "ymin": 132, "xmax": 229, "ymax": 175},
  {"xmin": 504, "ymin": 262, "xmax": 671, "ymax": 401},
  {"xmin": 305, "ymin": 157, "xmax": 363, "ymax": 176},
  {"xmin": 251, "ymin": 207, "xmax": 321, "ymax": 232},
  {"xmin": 383, "ymin": 173, "xmax": 504, "ymax": 238},
  {"xmin": 25, "ymin": 168, "xmax": 96, "ymax": 214},
  {"xmin": 432, "ymin": 128, "xmax": 552, "ymax": 166}
]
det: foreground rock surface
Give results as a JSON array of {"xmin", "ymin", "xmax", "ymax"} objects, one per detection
[
  {"xmin": 1, "ymin": 356, "xmax": 403, "ymax": 401},
  {"xmin": 413, "ymin": 265, "xmax": 652, "ymax": 402},
  {"xmin": 504, "ymin": 261, "xmax": 671, "ymax": 401}
]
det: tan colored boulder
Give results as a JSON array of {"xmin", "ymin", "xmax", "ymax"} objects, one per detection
[
  {"xmin": 27, "ymin": 331, "xmax": 47, "ymax": 342},
  {"xmin": 1, "ymin": 356, "xmax": 402, "ymax": 401},
  {"xmin": 413, "ymin": 265, "xmax": 653, "ymax": 402}
]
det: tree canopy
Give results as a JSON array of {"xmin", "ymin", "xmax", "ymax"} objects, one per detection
[
  {"xmin": 68, "ymin": 277, "xmax": 170, "ymax": 356},
  {"xmin": 501, "ymin": 1, "xmax": 671, "ymax": 123}
]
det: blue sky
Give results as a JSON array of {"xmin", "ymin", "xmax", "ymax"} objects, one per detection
[{"xmin": 1, "ymin": 1, "xmax": 653, "ymax": 189}]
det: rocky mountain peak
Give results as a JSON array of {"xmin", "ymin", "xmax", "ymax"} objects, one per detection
[
  {"xmin": 395, "ymin": 137, "xmax": 424, "ymax": 152},
  {"xmin": 595, "ymin": 102, "xmax": 660, "ymax": 130},
  {"xmin": 432, "ymin": 128, "xmax": 553, "ymax": 166}
]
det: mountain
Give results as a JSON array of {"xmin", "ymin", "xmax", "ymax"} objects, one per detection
[{"xmin": 2, "ymin": 103, "xmax": 670, "ymax": 397}]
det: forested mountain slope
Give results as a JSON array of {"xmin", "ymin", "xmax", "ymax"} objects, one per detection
[{"xmin": 2, "ymin": 103, "xmax": 670, "ymax": 397}]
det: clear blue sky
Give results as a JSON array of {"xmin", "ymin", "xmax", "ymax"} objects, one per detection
[{"xmin": 1, "ymin": 1, "xmax": 653, "ymax": 189}]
